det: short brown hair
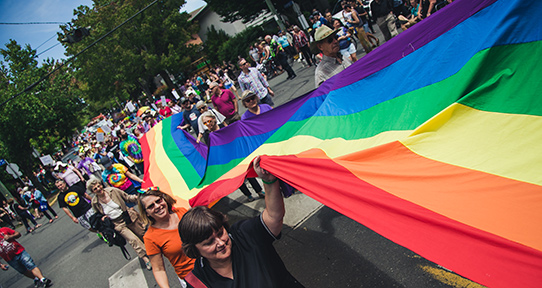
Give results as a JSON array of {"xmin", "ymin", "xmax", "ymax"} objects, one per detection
[
  {"xmin": 137, "ymin": 188, "xmax": 177, "ymax": 225},
  {"xmin": 178, "ymin": 206, "xmax": 230, "ymax": 259}
]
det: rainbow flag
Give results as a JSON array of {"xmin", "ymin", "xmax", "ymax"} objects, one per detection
[{"xmin": 140, "ymin": 0, "xmax": 542, "ymax": 286}]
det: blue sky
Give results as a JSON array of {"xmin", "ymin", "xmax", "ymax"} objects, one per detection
[{"xmin": 0, "ymin": 0, "xmax": 205, "ymax": 62}]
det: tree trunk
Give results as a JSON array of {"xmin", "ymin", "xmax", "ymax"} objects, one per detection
[
  {"xmin": 138, "ymin": 79, "xmax": 153, "ymax": 103},
  {"xmin": 159, "ymin": 70, "xmax": 176, "ymax": 99}
]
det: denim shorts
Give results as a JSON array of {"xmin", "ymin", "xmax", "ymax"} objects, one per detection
[
  {"xmin": 340, "ymin": 43, "xmax": 357, "ymax": 57},
  {"xmin": 7, "ymin": 250, "xmax": 36, "ymax": 274}
]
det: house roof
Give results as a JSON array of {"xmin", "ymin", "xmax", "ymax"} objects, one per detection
[{"xmin": 188, "ymin": 5, "xmax": 207, "ymax": 21}]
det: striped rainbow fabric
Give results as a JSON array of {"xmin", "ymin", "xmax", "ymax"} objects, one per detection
[{"xmin": 140, "ymin": 0, "xmax": 542, "ymax": 286}]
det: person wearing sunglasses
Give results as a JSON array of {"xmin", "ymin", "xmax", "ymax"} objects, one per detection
[
  {"xmin": 237, "ymin": 58, "xmax": 276, "ymax": 108},
  {"xmin": 195, "ymin": 101, "xmax": 227, "ymax": 144},
  {"xmin": 178, "ymin": 156, "xmax": 304, "ymax": 288},
  {"xmin": 312, "ymin": 25, "xmax": 353, "ymax": 88},
  {"xmin": 138, "ymin": 188, "xmax": 195, "ymax": 288},
  {"xmin": 240, "ymin": 90, "xmax": 273, "ymax": 121}
]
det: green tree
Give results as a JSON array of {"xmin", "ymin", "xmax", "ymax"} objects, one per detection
[
  {"xmin": 204, "ymin": 25, "xmax": 231, "ymax": 65},
  {"xmin": 0, "ymin": 40, "xmax": 85, "ymax": 196},
  {"xmin": 205, "ymin": 25, "xmax": 272, "ymax": 64},
  {"xmin": 63, "ymin": 0, "xmax": 200, "ymax": 103}
]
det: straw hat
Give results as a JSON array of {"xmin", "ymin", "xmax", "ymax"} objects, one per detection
[{"xmin": 310, "ymin": 25, "xmax": 339, "ymax": 53}]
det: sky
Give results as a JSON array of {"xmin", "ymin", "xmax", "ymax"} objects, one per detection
[{"xmin": 0, "ymin": 0, "xmax": 206, "ymax": 62}]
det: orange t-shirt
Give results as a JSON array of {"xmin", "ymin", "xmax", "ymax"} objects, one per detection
[{"xmin": 143, "ymin": 207, "xmax": 195, "ymax": 278}]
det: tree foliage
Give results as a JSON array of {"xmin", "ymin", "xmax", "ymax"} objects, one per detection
[
  {"xmin": 62, "ymin": 0, "xmax": 200, "ymax": 104},
  {"xmin": 203, "ymin": 25, "xmax": 231, "ymax": 65},
  {"xmin": 204, "ymin": 25, "xmax": 273, "ymax": 65},
  {"xmin": 0, "ymin": 40, "xmax": 85, "ymax": 185}
]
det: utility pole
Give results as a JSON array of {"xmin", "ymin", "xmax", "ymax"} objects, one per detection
[{"xmin": 264, "ymin": 0, "xmax": 286, "ymax": 31}]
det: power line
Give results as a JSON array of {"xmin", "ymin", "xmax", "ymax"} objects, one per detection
[
  {"xmin": 0, "ymin": 0, "xmax": 159, "ymax": 108},
  {"xmin": 37, "ymin": 43, "xmax": 61, "ymax": 57},
  {"xmin": 0, "ymin": 22, "xmax": 65, "ymax": 25},
  {"xmin": 35, "ymin": 35, "xmax": 57, "ymax": 49}
]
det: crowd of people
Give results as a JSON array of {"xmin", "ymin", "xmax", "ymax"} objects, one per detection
[
  {"xmin": 0, "ymin": 1, "xmax": 455, "ymax": 286},
  {"xmin": 243, "ymin": 0, "xmax": 453, "ymax": 88},
  {"xmin": 0, "ymin": 62, "xmax": 285, "ymax": 286}
]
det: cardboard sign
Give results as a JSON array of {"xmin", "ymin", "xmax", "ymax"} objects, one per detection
[
  {"xmin": 101, "ymin": 125, "xmax": 112, "ymax": 134},
  {"xmin": 172, "ymin": 89, "xmax": 180, "ymax": 99},
  {"xmin": 161, "ymin": 96, "xmax": 167, "ymax": 107},
  {"xmin": 96, "ymin": 132, "xmax": 105, "ymax": 142},
  {"xmin": 39, "ymin": 155, "xmax": 54, "ymax": 166},
  {"xmin": 126, "ymin": 101, "xmax": 136, "ymax": 112}
]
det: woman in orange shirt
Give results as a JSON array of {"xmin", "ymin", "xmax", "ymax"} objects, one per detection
[{"xmin": 138, "ymin": 188, "xmax": 195, "ymax": 288}]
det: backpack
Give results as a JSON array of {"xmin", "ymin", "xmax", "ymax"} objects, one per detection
[{"xmin": 89, "ymin": 213, "xmax": 131, "ymax": 260}]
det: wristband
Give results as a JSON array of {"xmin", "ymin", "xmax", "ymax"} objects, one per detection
[{"xmin": 262, "ymin": 178, "xmax": 278, "ymax": 185}]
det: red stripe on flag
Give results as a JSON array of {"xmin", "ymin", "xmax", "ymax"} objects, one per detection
[{"xmin": 257, "ymin": 152, "xmax": 542, "ymax": 288}]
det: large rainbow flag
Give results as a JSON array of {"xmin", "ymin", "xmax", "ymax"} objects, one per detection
[{"xmin": 140, "ymin": 0, "xmax": 542, "ymax": 286}]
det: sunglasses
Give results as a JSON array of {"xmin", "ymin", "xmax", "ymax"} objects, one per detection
[
  {"xmin": 198, "ymin": 107, "xmax": 206, "ymax": 111},
  {"xmin": 326, "ymin": 34, "xmax": 339, "ymax": 43},
  {"xmin": 204, "ymin": 119, "xmax": 215, "ymax": 125},
  {"xmin": 243, "ymin": 96, "xmax": 257, "ymax": 103},
  {"xmin": 144, "ymin": 197, "xmax": 165, "ymax": 211}
]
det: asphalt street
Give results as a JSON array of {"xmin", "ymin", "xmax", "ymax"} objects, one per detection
[{"xmin": 2, "ymin": 29, "xmax": 485, "ymax": 288}]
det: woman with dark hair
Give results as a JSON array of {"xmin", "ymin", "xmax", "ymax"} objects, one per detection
[
  {"xmin": 178, "ymin": 156, "xmax": 304, "ymax": 288},
  {"xmin": 138, "ymin": 188, "xmax": 195, "ymax": 288}
]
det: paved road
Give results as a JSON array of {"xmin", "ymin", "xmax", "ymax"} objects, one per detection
[{"xmin": 2, "ymin": 30, "xmax": 484, "ymax": 288}]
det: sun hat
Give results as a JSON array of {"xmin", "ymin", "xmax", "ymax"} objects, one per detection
[
  {"xmin": 241, "ymin": 90, "xmax": 257, "ymax": 102},
  {"xmin": 196, "ymin": 100, "xmax": 207, "ymax": 109},
  {"xmin": 310, "ymin": 25, "xmax": 339, "ymax": 53}
]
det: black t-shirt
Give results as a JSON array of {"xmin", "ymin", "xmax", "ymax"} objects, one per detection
[
  {"xmin": 354, "ymin": 6, "xmax": 368, "ymax": 25},
  {"xmin": 106, "ymin": 140, "xmax": 121, "ymax": 159},
  {"xmin": 10, "ymin": 203, "xmax": 28, "ymax": 216},
  {"xmin": 57, "ymin": 185, "xmax": 91, "ymax": 218},
  {"xmin": 371, "ymin": 0, "xmax": 393, "ymax": 18},
  {"xmin": 188, "ymin": 215, "xmax": 304, "ymax": 288}
]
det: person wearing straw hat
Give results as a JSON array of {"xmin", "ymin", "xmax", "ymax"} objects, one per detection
[{"xmin": 312, "ymin": 25, "xmax": 353, "ymax": 88}]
